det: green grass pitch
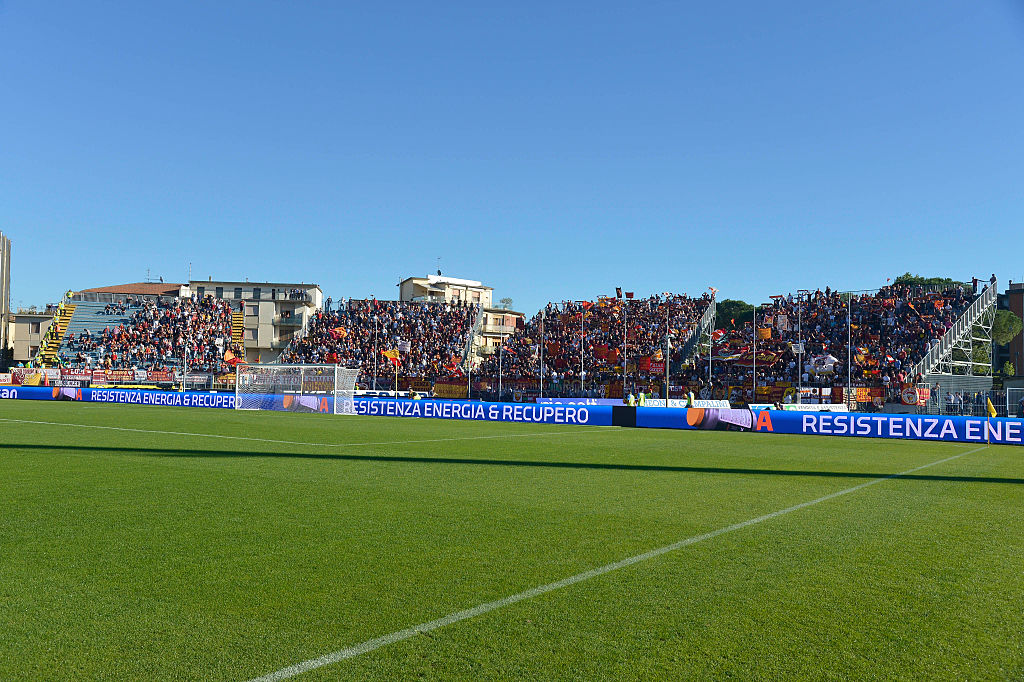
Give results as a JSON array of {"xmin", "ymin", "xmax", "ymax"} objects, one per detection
[{"xmin": 2, "ymin": 400, "xmax": 1023, "ymax": 680}]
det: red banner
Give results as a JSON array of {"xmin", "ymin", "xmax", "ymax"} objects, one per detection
[{"xmin": 147, "ymin": 370, "xmax": 174, "ymax": 382}]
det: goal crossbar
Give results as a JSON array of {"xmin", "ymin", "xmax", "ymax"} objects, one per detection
[{"xmin": 235, "ymin": 364, "xmax": 360, "ymax": 415}]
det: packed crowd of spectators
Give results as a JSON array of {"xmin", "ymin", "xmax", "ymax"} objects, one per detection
[
  {"xmin": 477, "ymin": 293, "xmax": 712, "ymax": 384},
  {"xmin": 704, "ymin": 282, "xmax": 977, "ymax": 392},
  {"xmin": 279, "ymin": 298, "xmax": 479, "ymax": 383},
  {"xmin": 63, "ymin": 296, "xmax": 240, "ymax": 373}
]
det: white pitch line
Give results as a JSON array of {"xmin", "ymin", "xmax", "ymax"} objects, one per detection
[
  {"xmin": 247, "ymin": 445, "xmax": 988, "ymax": 682},
  {"xmin": 0, "ymin": 418, "xmax": 609, "ymax": 450}
]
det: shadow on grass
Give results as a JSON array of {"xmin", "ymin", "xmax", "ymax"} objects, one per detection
[{"xmin": 6, "ymin": 442, "xmax": 1024, "ymax": 485}]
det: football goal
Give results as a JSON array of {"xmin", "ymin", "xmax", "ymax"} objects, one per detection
[{"xmin": 235, "ymin": 364, "xmax": 360, "ymax": 415}]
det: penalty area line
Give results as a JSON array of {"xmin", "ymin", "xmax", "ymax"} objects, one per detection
[{"xmin": 247, "ymin": 444, "xmax": 988, "ymax": 682}]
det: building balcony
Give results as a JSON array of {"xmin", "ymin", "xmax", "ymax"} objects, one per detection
[{"xmin": 482, "ymin": 324, "xmax": 517, "ymax": 335}]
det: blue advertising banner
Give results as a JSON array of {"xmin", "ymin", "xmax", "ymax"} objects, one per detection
[
  {"xmin": 0, "ymin": 387, "xmax": 611, "ymax": 426},
  {"xmin": 356, "ymin": 398, "xmax": 611, "ymax": 426},
  {"xmin": 2, "ymin": 387, "xmax": 1021, "ymax": 445},
  {"xmin": 3, "ymin": 385, "xmax": 237, "ymax": 409},
  {"xmin": 748, "ymin": 409, "xmax": 1024, "ymax": 447}
]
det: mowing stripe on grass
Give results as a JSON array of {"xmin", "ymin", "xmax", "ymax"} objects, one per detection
[
  {"xmin": 248, "ymin": 445, "xmax": 987, "ymax": 682},
  {"xmin": 0, "ymin": 418, "xmax": 608, "ymax": 449}
]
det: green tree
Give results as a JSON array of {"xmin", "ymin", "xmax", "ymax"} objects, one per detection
[
  {"xmin": 992, "ymin": 309, "xmax": 1023, "ymax": 347},
  {"xmin": 891, "ymin": 272, "xmax": 964, "ymax": 288},
  {"xmin": 715, "ymin": 299, "xmax": 754, "ymax": 329},
  {"xmin": 499, "ymin": 297, "xmax": 513, "ymax": 310},
  {"xmin": 1002, "ymin": 361, "xmax": 1015, "ymax": 377}
]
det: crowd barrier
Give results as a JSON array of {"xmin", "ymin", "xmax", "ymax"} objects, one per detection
[{"xmin": 2, "ymin": 386, "xmax": 1022, "ymax": 445}]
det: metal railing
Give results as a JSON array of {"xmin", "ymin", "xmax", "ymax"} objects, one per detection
[
  {"xmin": 911, "ymin": 282, "xmax": 997, "ymax": 378},
  {"xmin": 676, "ymin": 297, "xmax": 716, "ymax": 365}
]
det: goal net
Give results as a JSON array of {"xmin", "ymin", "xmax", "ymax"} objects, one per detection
[{"xmin": 235, "ymin": 364, "xmax": 360, "ymax": 415}]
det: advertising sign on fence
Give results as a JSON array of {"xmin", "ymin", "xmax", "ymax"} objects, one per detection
[{"xmin": 433, "ymin": 380, "xmax": 468, "ymax": 399}]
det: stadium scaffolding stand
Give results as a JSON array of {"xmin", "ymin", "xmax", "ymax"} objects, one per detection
[{"xmin": 278, "ymin": 298, "xmax": 478, "ymax": 386}]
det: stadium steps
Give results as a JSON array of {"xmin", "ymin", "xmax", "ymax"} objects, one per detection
[
  {"xmin": 674, "ymin": 296, "xmax": 717, "ymax": 367},
  {"xmin": 911, "ymin": 281, "xmax": 997, "ymax": 378},
  {"xmin": 231, "ymin": 312, "xmax": 244, "ymax": 343},
  {"xmin": 37, "ymin": 304, "xmax": 76, "ymax": 366},
  {"xmin": 55, "ymin": 301, "xmax": 183, "ymax": 367}
]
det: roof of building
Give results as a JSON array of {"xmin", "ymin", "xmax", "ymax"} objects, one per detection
[
  {"xmin": 76, "ymin": 283, "xmax": 183, "ymax": 296},
  {"xmin": 189, "ymin": 280, "xmax": 320, "ymax": 289},
  {"xmin": 400, "ymin": 275, "xmax": 493, "ymax": 290}
]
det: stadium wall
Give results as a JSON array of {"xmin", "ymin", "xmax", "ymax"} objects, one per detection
[{"xmin": 3, "ymin": 387, "xmax": 1023, "ymax": 445}]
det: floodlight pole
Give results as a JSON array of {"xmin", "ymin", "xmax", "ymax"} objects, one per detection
[
  {"xmin": 373, "ymin": 316, "xmax": 379, "ymax": 392},
  {"xmin": 580, "ymin": 304, "xmax": 585, "ymax": 394},
  {"xmin": 847, "ymin": 291, "xmax": 853, "ymax": 406},
  {"xmin": 539, "ymin": 308, "xmax": 544, "ymax": 399},
  {"xmin": 623, "ymin": 298, "xmax": 628, "ymax": 396},
  {"xmin": 752, "ymin": 304, "xmax": 757, "ymax": 404},
  {"xmin": 665, "ymin": 334, "xmax": 671, "ymax": 401},
  {"xmin": 498, "ymin": 338, "xmax": 503, "ymax": 400},
  {"xmin": 797, "ymin": 289, "xmax": 810, "ymax": 404}
]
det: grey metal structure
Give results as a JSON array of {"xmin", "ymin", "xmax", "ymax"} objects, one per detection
[
  {"xmin": 0, "ymin": 232, "xmax": 10, "ymax": 364},
  {"xmin": 911, "ymin": 281, "xmax": 998, "ymax": 378},
  {"xmin": 677, "ymin": 294, "xmax": 717, "ymax": 376}
]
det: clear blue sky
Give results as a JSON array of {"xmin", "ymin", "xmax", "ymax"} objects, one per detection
[{"xmin": 2, "ymin": 1, "xmax": 1023, "ymax": 314}]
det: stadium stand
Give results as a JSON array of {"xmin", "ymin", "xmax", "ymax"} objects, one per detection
[
  {"xmin": 23, "ymin": 276, "xmax": 997, "ymax": 405},
  {"xmin": 279, "ymin": 298, "xmax": 479, "ymax": 383},
  {"xmin": 703, "ymin": 282, "xmax": 978, "ymax": 397},
  {"xmin": 477, "ymin": 293, "xmax": 713, "ymax": 385},
  {"xmin": 59, "ymin": 296, "xmax": 240, "ymax": 373}
]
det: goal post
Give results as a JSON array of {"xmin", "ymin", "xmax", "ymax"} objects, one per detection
[{"xmin": 235, "ymin": 364, "xmax": 360, "ymax": 415}]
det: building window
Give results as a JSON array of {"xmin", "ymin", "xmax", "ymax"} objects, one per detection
[
  {"xmin": 252, "ymin": 287, "xmax": 261, "ymax": 300},
  {"xmin": 271, "ymin": 288, "xmax": 278, "ymax": 300},
  {"xmin": 244, "ymin": 329, "xmax": 256, "ymax": 341},
  {"xmin": 215, "ymin": 287, "xmax": 224, "ymax": 299},
  {"xmin": 196, "ymin": 286, "xmax": 205, "ymax": 297},
  {"xmin": 30, "ymin": 346, "xmax": 38, "ymax": 356},
  {"xmin": 247, "ymin": 305, "xmax": 258, "ymax": 316},
  {"xmin": 30, "ymin": 322, "xmax": 40, "ymax": 334},
  {"xmin": 234, "ymin": 287, "xmax": 243, "ymax": 299}
]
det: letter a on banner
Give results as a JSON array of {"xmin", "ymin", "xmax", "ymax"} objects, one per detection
[{"xmin": 755, "ymin": 410, "xmax": 774, "ymax": 432}]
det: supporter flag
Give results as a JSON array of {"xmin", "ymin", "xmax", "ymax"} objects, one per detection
[
  {"xmin": 223, "ymin": 350, "xmax": 243, "ymax": 367},
  {"xmin": 625, "ymin": 292, "xmax": 634, "ymax": 299},
  {"xmin": 757, "ymin": 327, "xmax": 772, "ymax": 340},
  {"xmin": 709, "ymin": 286, "xmax": 719, "ymax": 296},
  {"xmin": 580, "ymin": 301, "xmax": 594, "ymax": 310},
  {"xmin": 616, "ymin": 287, "xmax": 623, "ymax": 299},
  {"xmin": 382, "ymin": 348, "xmax": 401, "ymax": 366},
  {"xmin": 711, "ymin": 329, "xmax": 726, "ymax": 342},
  {"xmin": 446, "ymin": 355, "xmax": 465, "ymax": 376},
  {"xmin": 398, "ymin": 340, "xmax": 411, "ymax": 353}
]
